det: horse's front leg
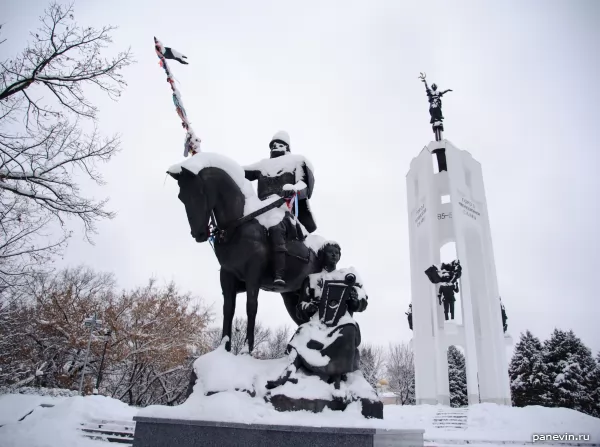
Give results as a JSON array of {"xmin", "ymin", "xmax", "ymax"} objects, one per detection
[
  {"xmin": 220, "ymin": 269, "xmax": 238, "ymax": 352},
  {"xmin": 245, "ymin": 283, "xmax": 259, "ymax": 353}
]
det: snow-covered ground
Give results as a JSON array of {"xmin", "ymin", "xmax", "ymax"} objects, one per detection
[
  {"xmin": 0, "ymin": 393, "xmax": 66, "ymax": 427},
  {"xmin": 0, "ymin": 391, "xmax": 598, "ymax": 446},
  {"xmin": 0, "ymin": 393, "xmax": 136, "ymax": 447}
]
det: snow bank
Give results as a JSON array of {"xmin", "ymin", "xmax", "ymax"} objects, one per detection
[
  {"xmin": 190, "ymin": 341, "xmax": 289, "ymax": 395},
  {"xmin": 139, "ymin": 386, "xmax": 383, "ymax": 429},
  {"xmin": 463, "ymin": 403, "xmax": 600, "ymax": 442},
  {"xmin": 0, "ymin": 393, "xmax": 66, "ymax": 426},
  {"xmin": 139, "ymin": 345, "xmax": 600, "ymax": 442},
  {"xmin": 140, "ymin": 384, "xmax": 600, "ymax": 442},
  {"xmin": 0, "ymin": 394, "xmax": 137, "ymax": 447},
  {"xmin": 139, "ymin": 343, "xmax": 380, "ymax": 426},
  {"xmin": 384, "ymin": 404, "xmax": 600, "ymax": 443},
  {"xmin": 1, "ymin": 389, "xmax": 598, "ymax": 445}
]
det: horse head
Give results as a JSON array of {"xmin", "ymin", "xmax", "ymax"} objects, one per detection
[
  {"xmin": 169, "ymin": 167, "xmax": 212, "ymax": 243},
  {"xmin": 169, "ymin": 163, "xmax": 247, "ymax": 243}
]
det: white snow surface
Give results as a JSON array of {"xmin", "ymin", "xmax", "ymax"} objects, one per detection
[
  {"xmin": 243, "ymin": 153, "xmax": 314, "ymax": 181},
  {"xmin": 189, "ymin": 341, "xmax": 289, "ymax": 395},
  {"xmin": 0, "ymin": 390, "xmax": 598, "ymax": 445},
  {"xmin": 282, "ymin": 180, "xmax": 307, "ymax": 192},
  {"xmin": 0, "ymin": 393, "xmax": 66, "ymax": 426},
  {"xmin": 271, "ymin": 369, "xmax": 377, "ymax": 402},
  {"xmin": 0, "ymin": 394, "xmax": 137, "ymax": 447},
  {"xmin": 303, "ymin": 234, "xmax": 329, "ymax": 253},
  {"xmin": 137, "ymin": 345, "xmax": 600, "ymax": 443},
  {"xmin": 289, "ymin": 313, "xmax": 359, "ymax": 368}
]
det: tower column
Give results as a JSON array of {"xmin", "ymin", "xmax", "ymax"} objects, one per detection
[{"xmin": 406, "ymin": 140, "xmax": 511, "ymax": 407}]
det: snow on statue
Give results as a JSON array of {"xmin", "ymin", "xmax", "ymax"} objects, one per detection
[
  {"xmin": 167, "ymin": 130, "xmax": 383, "ymax": 418},
  {"xmin": 168, "ymin": 146, "xmax": 327, "ymax": 353},
  {"xmin": 244, "ymin": 131, "xmax": 317, "ymax": 286},
  {"xmin": 264, "ymin": 242, "xmax": 383, "ymax": 419}
]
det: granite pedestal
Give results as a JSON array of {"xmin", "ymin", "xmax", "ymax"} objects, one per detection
[{"xmin": 133, "ymin": 416, "xmax": 425, "ymax": 447}]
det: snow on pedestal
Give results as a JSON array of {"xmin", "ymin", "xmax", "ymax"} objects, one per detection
[
  {"xmin": 136, "ymin": 343, "xmax": 381, "ymax": 424},
  {"xmin": 406, "ymin": 140, "xmax": 511, "ymax": 406},
  {"xmin": 1, "ymin": 391, "xmax": 598, "ymax": 446}
]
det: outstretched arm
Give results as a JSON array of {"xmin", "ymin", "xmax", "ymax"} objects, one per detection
[
  {"xmin": 440, "ymin": 89, "xmax": 453, "ymax": 96},
  {"xmin": 244, "ymin": 169, "xmax": 260, "ymax": 181}
]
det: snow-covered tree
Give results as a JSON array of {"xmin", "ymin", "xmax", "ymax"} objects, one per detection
[
  {"xmin": 259, "ymin": 325, "xmax": 291, "ymax": 360},
  {"xmin": 542, "ymin": 329, "xmax": 596, "ymax": 413},
  {"xmin": 0, "ymin": 3, "xmax": 132, "ymax": 291},
  {"xmin": 385, "ymin": 343, "xmax": 415, "ymax": 405},
  {"xmin": 104, "ymin": 280, "xmax": 211, "ymax": 406},
  {"xmin": 447, "ymin": 345, "xmax": 467, "ymax": 407},
  {"xmin": 0, "ymin": 266, "xmax": 116, "ymax": 389},
  {"xmin": 0, "ymin": 266, "xmax": 212, "ymax": 406},
  {"xmin": 509, "ymin": 330, "xmax": 549, "ymax": 407},
  {"xmin": 0, "ymin": 289, "xmax": 37, "ymax": 387},
  {"xmin": 587, "ymin": 352, "xmax": 600, "ymax": 417},
  {"xmin": 359, "ymin": 344, "xmax": 385, "ymax": 389}
]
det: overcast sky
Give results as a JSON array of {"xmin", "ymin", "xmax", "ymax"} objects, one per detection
[{"xmin": 3, "ymin": 0, "xmax": 600, "ymax": 355}]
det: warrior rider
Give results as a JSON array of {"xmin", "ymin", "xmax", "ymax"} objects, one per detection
[{"xmin": 244, "ymin": 131, "xmax": 316, "ymax": 286}]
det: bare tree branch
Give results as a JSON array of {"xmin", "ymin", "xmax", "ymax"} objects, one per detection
[{"xmin": 0, "ymin": 2, "xmax": 133, "ymax": 290}]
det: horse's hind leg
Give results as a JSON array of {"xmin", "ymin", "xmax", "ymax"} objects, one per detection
[{"xmin": 220, "ymin": 269, "xmax": 238, "ymax": 352}]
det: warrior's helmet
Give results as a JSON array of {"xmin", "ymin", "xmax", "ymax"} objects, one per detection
[{"xmin": 269, "ymin": 130, "xmax": 291, "ymax": 158}]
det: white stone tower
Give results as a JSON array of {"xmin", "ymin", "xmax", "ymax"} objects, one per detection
[{"xmin": 406, "ymin": 139, "xmax": 512, "ymax": 406}]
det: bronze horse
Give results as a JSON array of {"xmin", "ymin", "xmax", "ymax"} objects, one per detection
[{"xmin": 169, "ymin": 163, "xmax": 322, "ymax": 352}]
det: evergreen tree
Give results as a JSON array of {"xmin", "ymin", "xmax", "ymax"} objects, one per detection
[
  {"xmin": 447, "ymin": 346, "xmax": 467, "ymax": 407},
  {"xmin": 585, "ymin": 352, "xmax": 600, "ymax": 417},
  {"xmin": 542, "ymin": 329, "xmax": 596, "ymax": 413},
  {"xmin": 509, "ymin": 331, "xmax": 549, "ymax": 407}
]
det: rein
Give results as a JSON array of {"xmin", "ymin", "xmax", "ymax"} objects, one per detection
[{"xmin": 209, "ymin": 194, "xmax": 296, "ymax": 244}]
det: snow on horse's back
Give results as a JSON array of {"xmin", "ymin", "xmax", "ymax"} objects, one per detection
[
  {"xmin": 168, "ymin": 152, "xmax": 292, "ymax": 228},
  {"xmin": 168, "ymin": 151, "xmax": 257, "ymax": 198}
]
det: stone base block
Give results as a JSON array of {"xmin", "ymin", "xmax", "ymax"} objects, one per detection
[
  {"xmin": 268, "ymin": 394, "xmax": 384, "ymax": 419},
  {"xmin": 133, "ymin": 417, "xmax": 424, "ymax": 447}
]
